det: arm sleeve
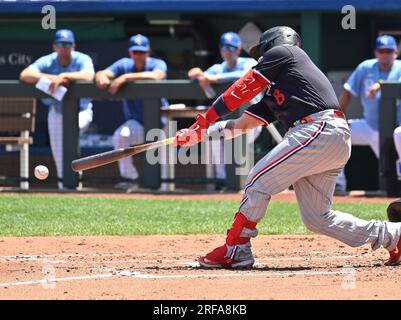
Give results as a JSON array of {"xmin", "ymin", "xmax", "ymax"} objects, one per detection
[
  {"xmin": 206, "ymin": 59, "xmax": 257, "ymax": 83},
  {"xmin": 343, "ymin": 62, "xmax": 366, "ymax": 97},
  {"xmin": 152, "ymin": 59, "xmax": 167, "ymax": 74},
  {"xmin": 244, "ymin": 100, "xmax": 276, "ymax": 126},
  {"xmin": 215, "ymin": 70, "xmax": 249, "ymax": 83},
  {"xmin": 254, "ymin": 45, "xmax": 293, "ymax": 82},
  {"xmin": 106, "ymin": 59, "xmax": 125, "ymax": 78},
  {"xmin": 29, "ymin": 56, "xmax": 51, "ymax": 73},
  {"xmin": 205, "ymin": 64, "xmax": 244, "ymax": 82},
  {"xmin": 204, "ymin": 64, "xmax": 220, "ymax": 75},
  {"xmin": 78, "ymin": 54, "xmax": 95, "ymax": 74}
]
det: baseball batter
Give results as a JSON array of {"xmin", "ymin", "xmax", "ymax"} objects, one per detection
[
  {"xmin": 20, "ymin": 29, "xmax": 95, "ymax": 189},
  {"xmin": 176, "ymin": 26, "xmax": 401, "ymax": 268}
]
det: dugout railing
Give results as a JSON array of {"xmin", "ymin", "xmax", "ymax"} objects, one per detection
[
  {"xmin": 0, "ymin": 80, "xmax": 257, "ymax": 190},
  {"xmin": 1, "ymin": 80, "xmax": 400, "ymax": 195},
  {"xmin": 379, "ymin": 81, "xmax": 401, "ymax": 196}
]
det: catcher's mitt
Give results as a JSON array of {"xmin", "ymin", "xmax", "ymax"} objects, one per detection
[{"xmin": 387, "ymin": 199, "xmax": 401, "ymax": 222}]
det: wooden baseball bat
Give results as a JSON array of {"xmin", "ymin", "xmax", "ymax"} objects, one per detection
[{"xmin": 71, "ymin": 137, "xmax": 176, "ymax": 172}]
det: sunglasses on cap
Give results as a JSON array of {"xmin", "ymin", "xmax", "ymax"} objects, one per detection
[
  {"xmin": 55, "ymin": 42, "xmax": 73, "ymax": 49},
  {"xmin": 220, "ymin": 45, "xmax": 238, "ymax": 52}
]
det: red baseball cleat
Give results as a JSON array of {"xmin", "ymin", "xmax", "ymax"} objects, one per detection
[
  {"xmin": 385, "ymin": 236, "xmax": 401, "ymax": 266},
  {"xmin": 198, "ymin": 243, "xmax": 254, "ymax": 269}
]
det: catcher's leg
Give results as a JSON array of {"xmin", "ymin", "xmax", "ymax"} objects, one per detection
[{"xmin": 293, "ymin": 170, "xmax": 401, "ymax": 265}]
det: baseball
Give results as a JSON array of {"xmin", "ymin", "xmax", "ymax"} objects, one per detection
[{"xmin": 34, "ymin": 165, "xmax": 49, "ymax": 180}]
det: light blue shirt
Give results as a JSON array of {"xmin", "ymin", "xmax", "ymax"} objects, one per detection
[
  {"xmin": 344, "ymin": 58, "xmax": 401, "ymax": 130},
  {"xmin": 204, "ymin": 57, "xmax": 257, "ymax": 83},
  {"xmin": 29, "ymin": 51, "xmax": 95, "ymax": 112},
  {"xmin": 107, "ymin": 57, "xmax": 168, "ymax": 124}
]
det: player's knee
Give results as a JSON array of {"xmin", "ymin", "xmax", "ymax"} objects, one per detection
[
  {"xmin": 244, "ymin": 183, "xmax": 270, "ymax": 199},
  {"xmin": 112, "ymin": 134, "xmax": 128, "ymax": 148},
  {"xmin": 300, "ymin": 210, "xmax": 333, "ymax": 233},
  {"xmin": 112, "ymin": 134, "xmax": 119, "ymax": 147}
]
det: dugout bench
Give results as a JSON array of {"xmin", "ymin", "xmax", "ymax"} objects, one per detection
[{"xmin": 0, "ymin": 98, "xmax": 36, "ymax": 190}]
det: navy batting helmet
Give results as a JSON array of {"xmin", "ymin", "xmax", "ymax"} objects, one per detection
[{"xmin": 249, "ymin": 26, "xmax": 301, "ymax": 60}]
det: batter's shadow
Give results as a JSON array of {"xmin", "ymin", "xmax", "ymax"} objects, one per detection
[
  {"xmin": 142, "ymin": 265, "xmax": 315, "ymax": 272},
  {"xmin": 140, "ymin": 261, "xmax": 385, "ymax": 272},
  {"xmin": 252, "ymin": 262, "xmax": 385, "ymax": 272},
  {"xmin": 143, "ymin": 265, "xmax": 198, "ymax": 271}
]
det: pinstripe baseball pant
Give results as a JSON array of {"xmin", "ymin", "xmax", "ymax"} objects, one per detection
[{"xmin": 239, "ymin": 109, "xmax": 401, "ymax": 251}]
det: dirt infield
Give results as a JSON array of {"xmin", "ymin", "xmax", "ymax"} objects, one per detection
[
  {"xmin": 0, "ymin": 235, "xmax": 400, "ymax": 300},
  {"xmin": 1, "ymin": 191, "xmax": 400, "ymax": 300}
]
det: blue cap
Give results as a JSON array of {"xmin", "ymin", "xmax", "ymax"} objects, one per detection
[
  {"xmin": 376, "ymin": 35, "xmax": 397, "ymax": 50},
  {"xmin": 54, "ymin": 29, "xmax": 75, "ymax": 43},
  {"xmin": 220, "ymin": 32, "xmax": 241, "ymax": 49},
  {"xmin": 129, "ymin": 34, "xmax": 150, "ymax": 52}
]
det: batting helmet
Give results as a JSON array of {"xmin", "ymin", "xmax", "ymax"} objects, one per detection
[{"xmin": 249, "ymin": 26, "xmax": 301, "ymax": 60}]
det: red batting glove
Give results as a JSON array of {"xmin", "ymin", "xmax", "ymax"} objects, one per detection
[{"xmin": 175, "ymin": 113, "xmax": 211, "ymax": 147}]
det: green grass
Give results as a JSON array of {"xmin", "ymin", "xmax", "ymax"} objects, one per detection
[{"xmin": 0, "ymin": 194, "xmax": 389, "ymax": 236}]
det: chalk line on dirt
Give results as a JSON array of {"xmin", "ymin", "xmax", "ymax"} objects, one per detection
[{"xmin": 0, "ymin": 269, "xmax": 346, "ymax": 288}]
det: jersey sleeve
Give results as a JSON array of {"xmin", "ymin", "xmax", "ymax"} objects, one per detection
[
  {"xmin": 77, "ymin": 54, "xmax": 95, "ymax": 74},
  {"xmin": 106, "ymin": 58, "xmax": 126, "ymax": 78},
  {"xmin": 253, "ymin": 46, "xmax": 293, "ymax": 82},
  {"xmin": 204, "ymin": 64, "xmax": 221, "ymax": 76},
  {"xmin": 242, "ymin": 58, "xmax": 258, "ymax": 71},
  {"xmin": 206, "ymin": 59, "xmax": 257, "ymax": 83},
  {"xmin": 215, "ymin": 70, "xmax": 246, "ymax": 83},
  {"xmin": 344, "ymin": 62, "xmax": 366, "ymax": 97},
  {"xmin": 152, "ymin": 59, "xmax": 167, "ymax": 74},
  {"xmin": 244, "ymin": 99, "xmax": 276, "ymax": 126},
  {"xmin": 29, "ymin": 55, "xmax": 52, "ymax": 73}
]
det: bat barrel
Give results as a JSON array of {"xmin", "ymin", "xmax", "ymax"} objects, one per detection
[
  {"xmin": 71, "ymin": 148, "xmax": 128, "ymax": 172},
  {"xmin": 71, "ymin": 137, "xmax": 176, "ymax": 172}
]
